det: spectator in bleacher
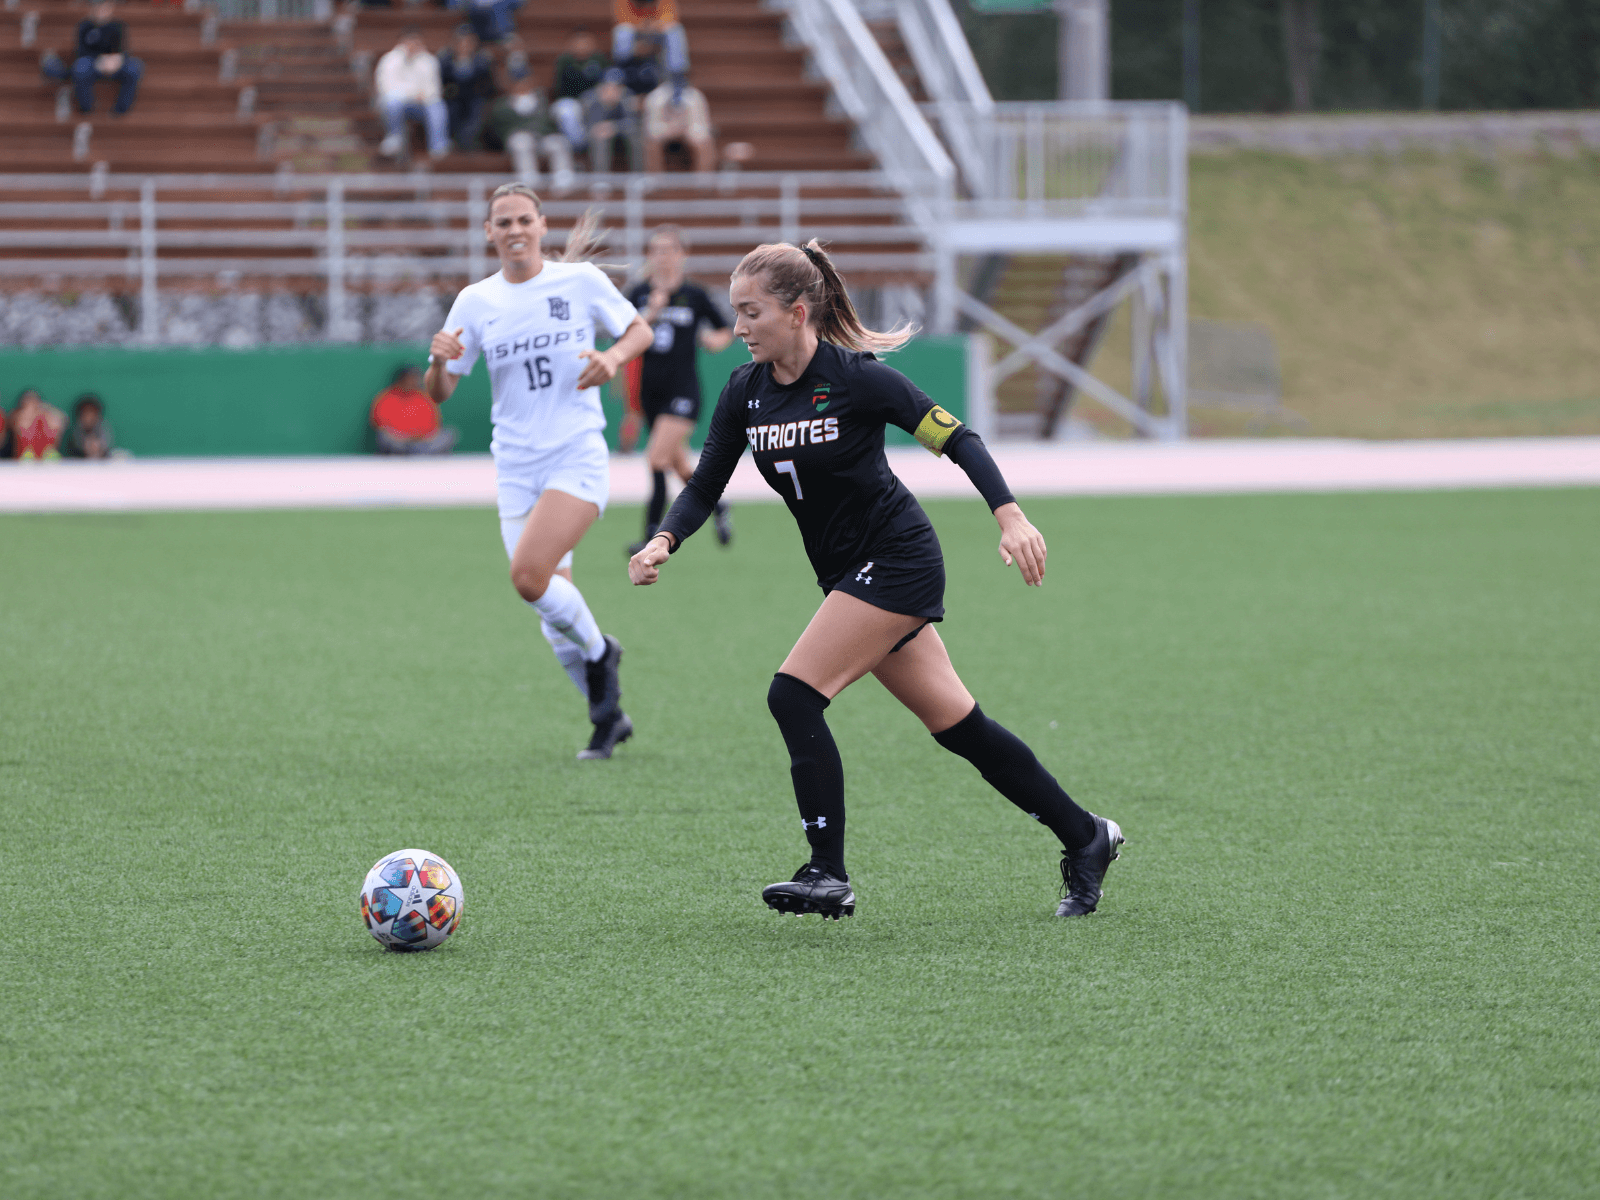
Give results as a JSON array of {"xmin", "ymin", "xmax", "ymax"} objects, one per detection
[
  {"xmin": 438, "ymin": 24, "xmax": 497, "ymax": 150},
  {"xmin": 448, "ymin": 0, "xmax": 523, "ymax": 45},
  {"xmin": 376, "ymin": 29, "xmax": 450, "ymax": 161},
  {"xmin": 499, "ymin": 32, "xmax": 530, "ymax": 80},
  {"xmin": 550, "ymin": 29, "xmax": 607, "ymax": 167},
  {"xmin": 553, "ymin": 29, "xmax": 608, "ymax": 105},
  {"xmin": 612, "ymin": 0, "xmax": 688, "ymax": 82},
  {"xmin": 59, "ymin": 394, "xmax": 116, "ymax": 459},
  {"xmin": 643, "ymin": 74, "xmax": 715, "ymax": 173},
  {"xmin": 371, "ymin": 367, "xmax": 456, "ymax": 455},
  {"xmin": 486, "ymin": 66, "xmax": 575, "ymax": 192},
  {"xmin": 573, "ymin": 69, "xmax": 642, "ymax": 174},
  {"xmin": 40, "ymin": 0, "xmax": 143, "ymax": 116},
  {"xmin": 7, "ymin": 389, "xmax": 66, "ymax": 461},
  {"xmin": 617, "ymin": 24, "xmax": 667, "ymax": 100}
]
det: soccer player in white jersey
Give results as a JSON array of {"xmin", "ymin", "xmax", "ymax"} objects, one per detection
[{"xmin": 425, "ymin": 183, "xmax": 654, "ymax": 759}]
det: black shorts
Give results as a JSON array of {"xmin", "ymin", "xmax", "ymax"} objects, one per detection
[
  {"xmin": 822, "ymin": 556, "xmax": 945, "ymax": 623},
  {"xmin": 641, "ymin": 383, "xmax": 701, "ymax": 426}
]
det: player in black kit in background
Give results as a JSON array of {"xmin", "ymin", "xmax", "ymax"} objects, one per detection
[
  {"xmin": 624, "ymin": 226, "xmax": 736, "ymax": 553},
  {"xmin": 628, "ymin": 240, "xmax": 1125, "ymax": 920}
]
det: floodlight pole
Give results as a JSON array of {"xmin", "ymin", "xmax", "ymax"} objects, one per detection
[
  {"xmin": 1054, "ymin": 0, "xmax": 1109, "ymax": 102},
  {"xmin": 1421, "ymin": 0, "xmax": 1442, "ymax": 110},
  {"xmin": 1182, "ymin": 0, "xmax": 1200, "ymax": 112}
]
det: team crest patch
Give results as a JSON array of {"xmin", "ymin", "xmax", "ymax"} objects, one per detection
[
  {"xmin": 548, "ymin": 296, "xmax": 570, "ymax": 321},
  {"xmin": 811, "ymin": 384, "xmax": 831, "ymax": 412},
  {"xmin": 914, "ymin": 405, "xmax": 963, "ymax": 456}
]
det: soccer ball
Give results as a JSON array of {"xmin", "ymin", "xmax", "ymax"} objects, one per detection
[{"xmin": 360, "ymin": 848, "xmax": 464, "ymax": 951}]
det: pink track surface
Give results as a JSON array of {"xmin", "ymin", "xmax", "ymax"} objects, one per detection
[{"xmin": 2, "ymin": 439, "xmax": 1597, "ymax": 513}]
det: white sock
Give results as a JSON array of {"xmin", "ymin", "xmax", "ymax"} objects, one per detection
[
  {"xmin": 529, "ymin": 574, "xmax": 607, "ymax": 662},
  {"xmin": 541, "ymin": 618, "xmax": 590, "ymax": 697}
]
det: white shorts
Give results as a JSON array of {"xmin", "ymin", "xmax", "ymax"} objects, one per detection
[{"xmin": 495, "ymin": 430, "xmax": 611, "ymax": 568}]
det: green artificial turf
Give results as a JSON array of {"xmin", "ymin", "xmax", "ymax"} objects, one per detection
[{"xmin": 2, "ymin": 490, "xmax": 1598, "ymax": 1198}]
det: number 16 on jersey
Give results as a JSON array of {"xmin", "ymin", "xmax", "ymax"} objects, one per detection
[
  {"xmin": 523, "ymin": 356, "xmax": 552, "ymax": 389},
  {"xmin": 774, "ymin": 460, "xmax": 804, "ymax": 499}
]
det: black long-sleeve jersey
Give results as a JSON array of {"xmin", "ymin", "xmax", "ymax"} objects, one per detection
[{"xmin": 658, "ymin": 339, "xmax": 1015, "ymax": 587}]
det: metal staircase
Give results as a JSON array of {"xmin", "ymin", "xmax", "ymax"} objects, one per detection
[{"xmin": 781, "ymin": 0, "xmax": 1190, "ymax": 439}]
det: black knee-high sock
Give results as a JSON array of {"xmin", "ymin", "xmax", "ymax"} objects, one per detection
[
  {"xmin": 767, "ymin": 673, "xmax": 847, "ymax": 877},
  {"xmin": 645, "ymin": 470, "xmax": 668, "ymax": 533},
  {"xmin": 933, "ymin": 704, "xmax": 1095, "ymax": 851}
]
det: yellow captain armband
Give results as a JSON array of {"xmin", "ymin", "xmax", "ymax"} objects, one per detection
[{"xmin": 913, "ymin": 405, "xmax": 963, "ymax": 456}]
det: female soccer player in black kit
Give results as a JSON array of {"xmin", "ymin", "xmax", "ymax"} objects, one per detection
[
  {"xmin": 628, "ymin": 240, "xmax": 1124, "ymax": 919},
  {"xmin": 624, "ymin": 226, "xmax": 736, "ymax": 552}
]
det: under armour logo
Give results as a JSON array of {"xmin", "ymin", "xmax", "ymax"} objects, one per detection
[
  {"xmin": 747, "ymin": 397, "xmax": 760, "ymax": 409},
  {"xmin": 855, "ymin": 562, "xmax": 873, "ymax": 585},
  {"xmin": 802, "ymin": 816, "xmax": 828, "ymax": 831},
  {"xmin": 548, "ymin": 296, "xmax": 570, "ymax": 320}
]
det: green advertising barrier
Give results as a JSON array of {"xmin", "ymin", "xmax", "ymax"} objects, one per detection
[{"xmin": 0, "ymin": 337, "xmax": 965, "ymax": 457}]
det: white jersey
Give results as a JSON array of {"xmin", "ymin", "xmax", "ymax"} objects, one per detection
[{"xmin": 443, "ymin": 260, "xmax": 638, "ymax": 462}]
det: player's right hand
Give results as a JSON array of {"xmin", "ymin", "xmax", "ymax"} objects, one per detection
[
  {"xmin": 430, "ymin": 327, "xmax": 465, "ymax": 362},
  {"xmin": 628, "ymin": 533, "xmax": 673, "ymax": 586}
]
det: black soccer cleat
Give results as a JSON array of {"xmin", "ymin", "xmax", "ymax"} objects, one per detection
[
  {"xmin": 1056, "ymin": 815, "xmax": 1125, "ymax": 917},
  {"xmin": 584, "ymin": 635, "xmax": 623, "ymax": 725},
  {"xmin": 577, "ymin": 711, "xmax": 633, "ymax": 760},
  {"xmin": 762, "ymin": 863, "xmax": 855, "ymax": 920},
  {"xmin": 713, "ymin": 499, "xmax": 734, "ymax": 546}
]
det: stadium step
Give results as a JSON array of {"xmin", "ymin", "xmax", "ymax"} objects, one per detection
[{"xmin": 984, "ymin": 255, "xmax": 1137, "ymax": 437}]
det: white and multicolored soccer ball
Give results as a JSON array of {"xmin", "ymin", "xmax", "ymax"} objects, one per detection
[{"xmin": 360, "ymin": 849, "xmax": 464, "ymax": 951}]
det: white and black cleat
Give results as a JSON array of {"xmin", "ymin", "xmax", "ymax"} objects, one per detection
[
  {"xmin": 577, "ymin": 712, "xmax": 633, "ymax": 760},
  {"xmin": 584, "ymin": 635, "xmax": 624, "ymax": 726},
  {"xmin": 762, "ymin": 863, "xmax": 855, "ymax": 919},
  {"xmin": 1056, "ymin": 815, "xmax": 1124, "ymax": 917}
]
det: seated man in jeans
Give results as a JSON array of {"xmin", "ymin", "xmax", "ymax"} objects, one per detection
[
  {"xmin": 557, "ymin": 69, "xmax": 642, "ymax": 174},
  {"xmin": 375, "ymin": 29, "xmax": 449, "ymax": 159},
  {"xmin": 41, "ymin": 0, "xmax": 143, "ymax": 116},
  {"xmin": 371, "ymin": 367, "xmax": 456, "ymax": 455},
  {"xmin": 447, "ymin": 0, "xmax": 523, "ymax": 45},
  {"xmin": 438, "ymin": 24, "xmax": 496, "ymax": 150},
  {"xmin": 486, "ymin": 65, "xmax": 575, "ymax": 192},
  {"xmin": 612, "ymin": 0, "xmax": 688, "ymax": 79},
  {"xmin": 643, "ymin": 74, "xmax": 715, "ymax": 172}
]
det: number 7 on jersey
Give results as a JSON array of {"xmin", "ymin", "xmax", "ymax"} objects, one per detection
[{"xmin": 774, "ymin": 459, "xmax": 804, "ymax": 500}]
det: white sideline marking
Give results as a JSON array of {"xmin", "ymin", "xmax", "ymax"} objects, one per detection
[{"xmin": 1, "ymin": 439, "xmax": 1597, "ymax": 513}]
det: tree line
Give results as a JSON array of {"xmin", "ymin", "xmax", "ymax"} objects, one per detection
[{"xmin": 955, "ymin": 0, "xmax": 1600, "ymax": 110}]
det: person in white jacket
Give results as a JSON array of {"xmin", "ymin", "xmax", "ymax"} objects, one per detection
[{"xmin": 376, "ymin": 29, "xmax": 450, "ymax": 159}]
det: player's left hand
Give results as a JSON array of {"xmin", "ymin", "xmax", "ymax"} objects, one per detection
[
  {"xmin": 576, "ymin": 348, "xmax": 620, "ymax": 390},
  {"xmin": 995, "ymin": 502, "xmax": 1046, "ymax": 586}
]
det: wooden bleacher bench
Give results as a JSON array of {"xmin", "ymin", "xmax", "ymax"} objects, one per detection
[{"xmin": 0, "ymin": 0, "xmax": 928, "ymax": 293}]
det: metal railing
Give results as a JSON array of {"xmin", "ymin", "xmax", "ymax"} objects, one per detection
[
  {"xmin": 785, "ymin": 0, "xmax": 955, "ymax": 222},
  {"xmin": 886, "ymin": 0, "xmax": 993, "ymax": 197},
  {"xmin": 211, "ymin": 0, "xmax": 333, "ymax": 20},
  {"xmin": 924, "ymin": 101, "xmax": 1188, "ymax": 216},
  {"xmin": 0, "ymin": 171, "xmax": 933, "ymax": 342}
]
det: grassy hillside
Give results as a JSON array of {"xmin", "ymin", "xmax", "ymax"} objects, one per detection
[{"xmin": 1092, "ymin": 148, "xmax": 1600, "ymax": 438}]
